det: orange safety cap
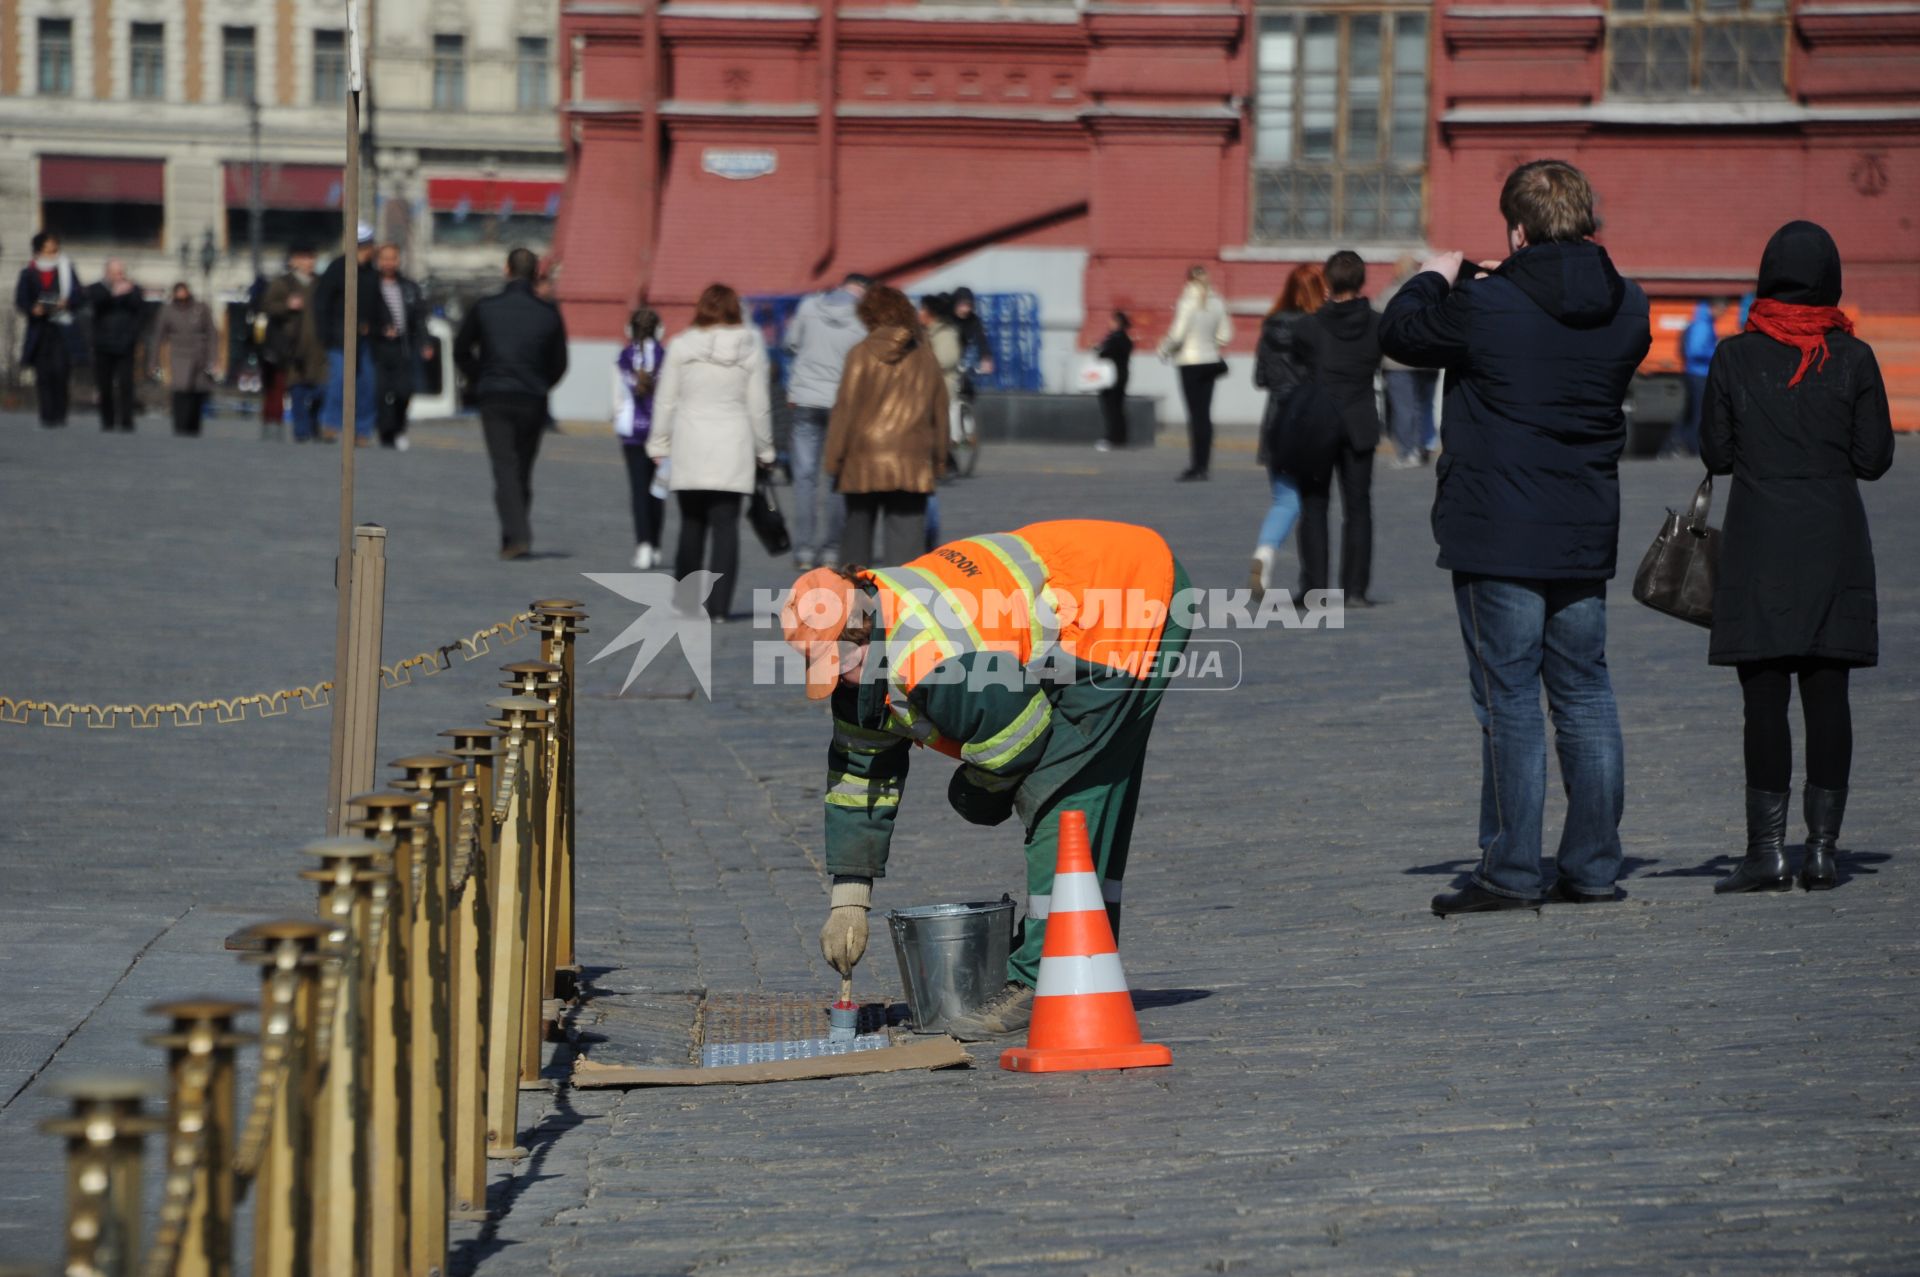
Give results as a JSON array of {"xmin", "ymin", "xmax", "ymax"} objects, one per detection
[{"xmin": 782, "ymin": 568, "xmax": 858, "ymax": 701}]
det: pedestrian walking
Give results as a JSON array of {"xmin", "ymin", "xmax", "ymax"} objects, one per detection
[
  {"xmin": 1248, "ymin": 264, "xmax": 1329, "ymax": 599},
  {"xmin": 1381, "ymin": 255, "xmax": 1440, "ymax": 467},
  {"xmin": 1700, "ymin": 221, "xmax": 1895, "ymax": 894},
  {"xmin": 1159, "ymin": 266, "xmax": 1232, "ymax": 481},
  {"xmin": 920, "ymin": 292, "xmax": 964, "ymax": 544},
  {"xmin": 452, "ymin": 247, "xmax": 569, "ymax": 559},
  {"xmin": 15, "ymin": 230, "xmax": 82, "ymax": 428},
  {"xmin": 372, "ymin": 244, "xmax": 430, "ymax": 450},
  {"xmin": 1293, "ymin": 251, "xmax": 1383, "ymax": 605},
  {"xmin": 1671, "ymin": 299, "xmax": 1723, "ymax": 458},
  {"xmin": 263, "ymin": 245, "xmax": 327, "ymax": 442},
  {"xmin": 950, "ymin": 286, "xmax": 996, "ymax": 377},
  {"xmin": 647, "ymin": 283, "xmax": 774, "ymax": 619},
  {"xmin": 1380, "ymin": 159, "xmax": 1651, "ymax": 915},
  {"xmin": 84, "ymin": 259, "xmax": 145, "ymax": 431},
  {"xmin": 1094, "ymin": 311, "xmax": 1133, "ymax": 452},
  {"xmin": 312, "ymin": 223, "xmax": 380, "ymax": 443},
  {"xmin": 151, "ymin": 282, "xmax": 219, "ymax": 437},
  {"xmin": 780, "ymin": 519, "xmax": 1188, "ymax": 1040},
  {"xmin": 824, "ymin": 285, "xmax": 948, "ymax": 566},
  {"xmin": 613, "ymin": 307, "xmax": 667, "ymax": 568},
  {"xmin": 783, "ymin": 272, "xmax": 869, "ymax": 569}
]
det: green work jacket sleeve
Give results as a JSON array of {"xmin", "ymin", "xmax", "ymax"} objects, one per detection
[
  {"xmin": 822, "ymin": 682, "xmax": 910, "ymax": 879},
  {"xmin": 909, "ymin": 651, "xmax": 1055, "ymax": 794}
]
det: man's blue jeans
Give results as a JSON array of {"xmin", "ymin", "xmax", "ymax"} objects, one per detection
[
  {"xmin": 323, "ymin": 347, "xmax": 377, "ymax": 437},
  {"xmin": 788, "ymin": 406, "xmax": 844, "ymax": 562},
  {"xmin": 1385, "ymin": 369, "xmax": 1438, "ymax": 460},
  {"xmin": 1452, "ymin": 574, "xmax": 1625, "ymax": 899},
  {"xmin": 288, "ymin": 383, "xmax": 322, "ymax": 441},
  {"xmin": 1257, "ymin": 473, "xmax": 1301, "ymax": 549}
]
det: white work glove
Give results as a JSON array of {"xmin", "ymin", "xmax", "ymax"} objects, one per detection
[{"xmin": 820, "ymin": 876, "xmax": 872, "ymax": 977}]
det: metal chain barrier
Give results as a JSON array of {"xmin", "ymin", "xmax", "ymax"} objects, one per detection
[{"xmin": 0, "ymin": 611, "xmax": 536, "ymax": 729}]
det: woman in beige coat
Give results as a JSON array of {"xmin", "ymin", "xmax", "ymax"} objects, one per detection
[
  {"xmin": 824, "ymin": 286, "xmax": 948, "ymax": 565},
  {"xmin": 647, "ymin": 283, "xmax": 775, "ymax": 619},
  {"xmin": 1160, "ymin": 265, "xmax": 1233, "ymax": 480},
  {"xmin": 151, "ymin": 281, "xmax": 219, "ymax": 437}
]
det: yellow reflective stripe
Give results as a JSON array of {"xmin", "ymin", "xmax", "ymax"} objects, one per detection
[
  {"xmin": 885, "ymin": 700, "xmax": 938, "ymax": 743},
  {"xmin": 878, "ymin": 565, "xmax": 988, "ymax": 655},
  {"xmin": 968, "ymin": 533, "xmax": 1059, "ymax": 661},
  {"xmin": 960, "ymin": 690, "xmax": 1052, "ymax": 771},
  {"xmin": 826, "ymin": 790, "xmax": 900, "ymax": 809},
  {"xmin": 826, "ymin": 770, "xmax": 901, "ymax": 807}
]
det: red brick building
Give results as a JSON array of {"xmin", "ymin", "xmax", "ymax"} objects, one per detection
[{"xmin": 549, "ymin": 0, "xmax": 1919, "ymax": 421}]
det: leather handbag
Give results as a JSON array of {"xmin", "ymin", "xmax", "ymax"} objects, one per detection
[
  {"xmin": 1631, "ymin": 474, "xmax": 1720, "ymax": 628},
  {"xmin": 747, "ymin": 467, "xmax": 792, "ymax": 556}
]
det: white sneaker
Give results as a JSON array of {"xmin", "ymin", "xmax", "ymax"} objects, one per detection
[
  {"xmin": 1093, "ymin": 440, "xmax": 1114, "ymax": 453},
  {"xmin": 632, "ymin": 543, "xmax": 655, "ymax": 569},
  {"xmin": 395, "ymin": 434, "xmax": 411, "ymax": 453},
  {"xmin": 1248, "ymin": 546, "xmax": 1276, "ymax": 603}
]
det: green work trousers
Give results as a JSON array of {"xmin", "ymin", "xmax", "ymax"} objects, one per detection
[{"xmin": 1007, "ymin": 562, "xmax": 1191, "ymax": 987}]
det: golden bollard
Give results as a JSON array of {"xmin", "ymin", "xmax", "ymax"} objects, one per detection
[
  {"xmin": 348, "ymin": 792, "xmax": 426, "ymax": 1277},
  {"xmin": 501, "ymin": 661, "xmax": 563, "ymax": 1024},
  {"xmin": 532, "ymin": 601, "xmax": 588, "ymax": 1000},
  {"xmin": 495, "ymin": 679, "xmax": 556, "ymax": 1087},
  {"xmin": 438, "ymin": 727, "xmax": 503, "ymax": 1219},
  {"xmin": 392, "ymin": 755, "xmax": 462, "ymax": 1277},
  {"xmin": 145, "ymin": 999, "xmax": 251, "ymax": 1277},
  {"xmin": 237, "ymin": 920, "xmax": 327, "ymax": 1277},
  {"xmin": 299, "ymin": 836, "xmax": 384, "ymax": 1275},
  {"xmin": 42, "ymin": 1075, "xmax": 161, "ymax": 1277},
  {"xmin": 481, "ymin": 696, "xmax": 546, "ymax": 1159}
]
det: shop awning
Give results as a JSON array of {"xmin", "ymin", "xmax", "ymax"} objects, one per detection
[
  {"xmin": 40, "ymin": 155, "xmax": 165, "ymax": 203},
  {"xmin": 426, "ymin": 177, "xmax": 563, "ymax": 217},
  {"xmin": 223, "ymin": 163, "xmax": 344, "ymax": 210}
]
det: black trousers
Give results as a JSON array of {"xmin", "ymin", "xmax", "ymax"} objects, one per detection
[
  {"xmin": 1297, "ymin": 443, "xmax": 1375, "ymax": 600},
  {"xmin": 674, "ymin": 490, "xmax": 742, "ymax": 619},
  {"xmin": 841, "ymin": 491, "xmax": 928, "ymax": 567},
  {"xmin": 170, "ymin": 391, "xmax": 206, "ymax": 436},
  {"xmin": 621, "ymin": 447, "xmax": 666, "ymax": 547},
  {"xmin": 373, "ymin": 343, "xmax": 413, "ymax": 445},
  {"xmin": 94, "ymin": 349, "xmax": 137, "ymax": 429},
  {"xmin": 1737, "ymin": 657, "xmax": 1852, "ymax": 792},
  {"xmin": 1178, "ymin": 364, "xmax": 1216, "ymax": 473},
  {"xmin": 31, "ymin": 333, "xmax": 70, "ymax": 425},
  {"xmin": 480, "ymin": 397, "xmax": 548, "ymax": 550},
  {"xmin": 1098, "ymin": 387, "xmax": 1128, "ymax": 446}
]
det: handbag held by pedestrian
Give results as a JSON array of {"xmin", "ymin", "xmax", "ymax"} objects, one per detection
[
  {"xmin": 1631, "ymin": 474, "xmax": 1720, "ymax": 627},
  {"xmin": 748, "ymin": 466, "xmax": 792, "ymax": 556}
]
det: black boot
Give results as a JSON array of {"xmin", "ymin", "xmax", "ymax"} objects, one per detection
[
  {"xmin": 1715, "ymin": 788, "xmax": 1793, "ymax": 894},
  {"xmin": 1800, "ymin": 784, "xmax": 1846, "ymax": 891}
]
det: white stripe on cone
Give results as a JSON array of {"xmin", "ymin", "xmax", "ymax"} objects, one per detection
[
  {"xmin": 1033, "ymin": 951, "xmax": 1130, "ymax": 998},
  {"xmin": 1049, "ymin": 871, "xmax": 1104, "ymax": 915}
]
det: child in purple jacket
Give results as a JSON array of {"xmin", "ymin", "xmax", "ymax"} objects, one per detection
[{"xmin": 615, "ymin": 308, "xmax": 666, "ymax": 567}]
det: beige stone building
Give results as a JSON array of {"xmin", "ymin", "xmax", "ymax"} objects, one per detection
[{"xmin": 0, "ymin": 0, "xmax": 561, "ymax": 328}]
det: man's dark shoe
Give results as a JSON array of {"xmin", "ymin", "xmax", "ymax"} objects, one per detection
[
  {"xmin": 1546, "ymin": 880, "xmax": 1619, "ymax": 904},
  {"xmin": 944, "ymin": 982, "xmax": 1034, "ymax": 1041},
  {"xmin": 1800, "ymin": 784, "xmax": 1846, "ymax": 891},
  {"xmin": 1432, "ymin": 883, "xmax": 1542, "ymax": 917},
  {"xmin": 1175, "ymin": 468, "xmax": 1208, "ymax": 482},
  {"xmin": 1715, "ymin": 787, "xmax": 1793, "ymax": 894},
  {"xmin": 498, "ymin": 543, "xmax": 531, "ymax": 561}
]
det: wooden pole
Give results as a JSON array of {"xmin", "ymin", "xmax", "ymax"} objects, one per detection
[{"xmin": 326, "ymin": 1, "xmax": 366, "ymax": 835}]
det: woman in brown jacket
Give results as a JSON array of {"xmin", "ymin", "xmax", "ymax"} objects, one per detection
[
  {"xmin": 152, "ymin": 281, "xmax": 219, "ymax": 437},
  {"xmin": 825, "ymin": 285, "xmax": 948, "ymax": 565}
]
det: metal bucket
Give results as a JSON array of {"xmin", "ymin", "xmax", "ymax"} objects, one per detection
[{"xmin": 886, "ymin": 897, "xmax": 1016, "ymax": 1034}]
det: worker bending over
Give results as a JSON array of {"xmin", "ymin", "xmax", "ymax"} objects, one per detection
[{"xmin": 780, "ymin": 519, "xmax": 1189, "ymax": 1039}]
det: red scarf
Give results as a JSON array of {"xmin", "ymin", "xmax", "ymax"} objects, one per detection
[{"xmin": 1744, "ymin": 298, "xmax": 1853, "ymax": 387}]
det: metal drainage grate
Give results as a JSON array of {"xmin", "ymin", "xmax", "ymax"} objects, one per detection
[{"xmin": 693, "ymin": 992, "xmax": 896, "ymax": 1067}]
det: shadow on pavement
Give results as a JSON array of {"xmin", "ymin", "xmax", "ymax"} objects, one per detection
[{"xmin": 1132, "ymin": 988, "xmax": 1213, "ymax": 1011}]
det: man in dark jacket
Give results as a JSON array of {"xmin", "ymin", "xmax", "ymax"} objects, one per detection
[
  {"xmin": 1381, "ymin": 159, "xmax": 1651, "ymax": 917},
  {"xmin": 1294, "ymin": 250, "xmax": 1383, "ymax": 604},
  {"xmin": 454, "ymin": 247, "xmax": 569, "ymax": 558},
  {"xmin": 311, "ymin": 224, "xmax": 381, "ymax": 441},
  {"xmin": 371, "ymin": 243, "xmax": 432, "ymax": 450},
  {"xmin": 85, "ymin": 258, "xmax": 146, "ymax": 431}
]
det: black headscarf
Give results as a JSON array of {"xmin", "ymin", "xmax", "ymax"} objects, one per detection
[{"xmin": 1755, "ymin": 220, "xmax": 1843, "ymax": 307}]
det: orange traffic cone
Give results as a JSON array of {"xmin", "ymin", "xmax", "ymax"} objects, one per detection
[{"xmin": 1001, "ymin": 810, "xmax": 1172, "ymax": 1074}]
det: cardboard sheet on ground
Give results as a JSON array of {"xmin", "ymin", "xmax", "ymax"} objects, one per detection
[{"xmin": 573, "ymin": 1035, "xmax": 970, "ymax": 1087}]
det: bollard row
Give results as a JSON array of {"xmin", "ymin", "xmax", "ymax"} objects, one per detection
[{"xmin": 38, "ymin": 601, "xmax": 587, "ymax": 1277}]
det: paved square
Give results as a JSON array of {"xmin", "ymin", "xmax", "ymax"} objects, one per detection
[{"xmin": 1, "ymin": 412, "xmax": 1914, "ymax": 1273}]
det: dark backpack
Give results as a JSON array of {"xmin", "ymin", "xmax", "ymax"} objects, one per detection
[{"xmin": 1261, "ymin": 381, "xmax": 1344, "ymax": 485}]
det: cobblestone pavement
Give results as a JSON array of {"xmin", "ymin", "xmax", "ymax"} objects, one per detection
[{"xmin": 1, "ymin": 410, "xmax": 1915, "ymax": 1274}]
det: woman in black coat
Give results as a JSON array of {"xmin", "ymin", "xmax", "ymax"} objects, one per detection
[
  {"xmin": 1247, "ymin": 263, "xmax": 1327, "ymax": 600},
  {"xmin": 1094, "ymin": 310, "xmax": 1132, "ymax": 451},
  {"xmin": 1701, "ymin": 221, "xmax": 1895, "ymax": 894}
]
